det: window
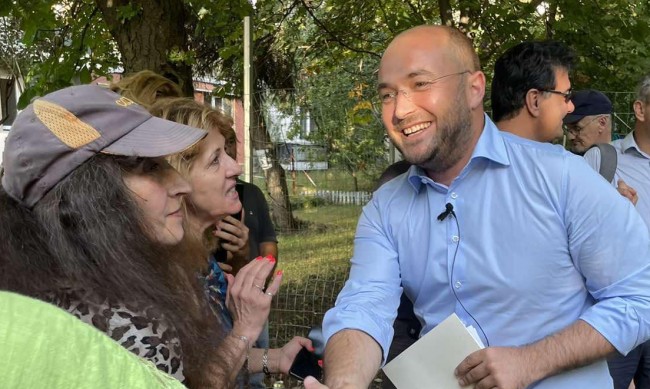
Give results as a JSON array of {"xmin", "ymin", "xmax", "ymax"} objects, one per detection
[
  {"xmin": 214, "ymin": 97, "xmax": 233, "ymax": 117},
  {"xmin": 0, "ymin": 77, "xmax": 18, "ymax": 128}
]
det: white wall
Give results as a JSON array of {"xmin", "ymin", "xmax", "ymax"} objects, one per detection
[
  {"xmin": 0, "ymin": 74, "xmax": 23, "ymax": 167},
  {"xmin": 0, "ymin": 128, "xmax": 9, "ymax": 166}
]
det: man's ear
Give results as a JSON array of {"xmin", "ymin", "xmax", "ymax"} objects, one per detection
[
  {"xmin": 466, "ymin": 71, "xmax": 486, "ymax": 110},
  {"xmin": 634, "ymin": 100, "xmax": 646, "ymax": 122},
  {"xmin": 525, "ymin": 89, "xmax": 541, "ymax": 118},
  {"xmin": 596, "ymin": 115, "xmax": 606, "ymax": 131}
]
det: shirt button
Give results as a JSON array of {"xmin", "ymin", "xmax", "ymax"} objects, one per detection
[
  {"xmin": 452, "ymin": 235, "xmax": 459, "ymax": 243},
  {"xmin": 451, "ymin": 192, "xmax": 458, "ymax": 199},
  {"xmin": 454, "ymin": 281, "xmax": 462, "ymax": 289}
]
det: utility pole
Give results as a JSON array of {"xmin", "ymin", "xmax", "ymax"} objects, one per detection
[{"xmin": 243, "ymin": 14, "xmax": 253, "ymax": 183}]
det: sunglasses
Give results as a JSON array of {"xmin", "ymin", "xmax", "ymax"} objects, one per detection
[{"xmin": 538, "ymin": 89, "xmax": 573, "ymax": 103}]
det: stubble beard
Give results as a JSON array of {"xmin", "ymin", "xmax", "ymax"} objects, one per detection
[
  {"xmin": 570, "ymin": 142, "xmax": 586, "ymax": 155},
  {"xmin": 396, "ymin": 90, "xmax": 473, "ymax": 174}
]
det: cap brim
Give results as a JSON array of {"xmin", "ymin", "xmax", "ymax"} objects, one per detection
[
  {"xmin": 563, "ymin": 113, "xmax": 584, "ymax": 125},
  {"xmin": 102, "ymin": 116, "xmax": 207, "ymax": 157}
]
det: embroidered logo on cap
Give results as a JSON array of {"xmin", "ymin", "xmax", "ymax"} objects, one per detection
[
  {"xmin": 115, "ymin": 96, "xmax": 135, "ymax": 107},
  {"xmin": 33, "ymin": 100, "xmax": 101, "ymax": 149}
]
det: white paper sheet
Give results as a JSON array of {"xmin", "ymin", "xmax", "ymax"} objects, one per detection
[{"xmin": 383, "ymin": 313, "xmax": 484, "ymax": 389}]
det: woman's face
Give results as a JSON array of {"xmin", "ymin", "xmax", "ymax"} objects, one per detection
[
  {"xmin": 123, "ymin": 158, "xmax": 191, "ymax": 245},
  {"xmin": 187, "ymin": 130, "xmax": 243, "ymax": 227}
]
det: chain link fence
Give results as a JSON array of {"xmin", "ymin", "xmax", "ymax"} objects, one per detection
[{"xmin": 266, "ymin": 262, "xmax": 387, "ymax": 389}]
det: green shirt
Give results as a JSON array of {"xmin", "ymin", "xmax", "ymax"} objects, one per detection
[{"xmin": 0, "ymin": 291, "xmax": 186, "ymax": 389}]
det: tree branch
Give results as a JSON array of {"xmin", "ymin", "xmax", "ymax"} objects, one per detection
[
  {"xmin": 299, "ymin": 0, "xmax": 381, "ymax": 59},
  {"xmin": 403, "ymin": 0, "xmax": 421, "ymax": 18},
  {"xmin": 78, "ymin": 6, "xmax": 100, "ymax": 53},
  {"xmin": 376, "ymin": 0, "xmax": 396, "ymax": 35},
  {"xmin": 545, "ymin": 1, "xmax": 557, "ymax": 39}
]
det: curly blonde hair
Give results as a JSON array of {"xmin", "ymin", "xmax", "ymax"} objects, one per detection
[
  {"xmin": 147, "ymin": 97, "xmax": 234, "ymax": 176},
  {"xmin": 110, "ymin": 70, "xmax": 183, "ymax": 108}
]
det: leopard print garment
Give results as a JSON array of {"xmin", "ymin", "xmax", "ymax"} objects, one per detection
[{"xmin": 47, "ymin": 289, "xmax": 185, "ymax": 383}]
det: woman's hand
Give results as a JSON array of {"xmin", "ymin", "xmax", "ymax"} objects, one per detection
[
  {"xmin": 304, "ymin": 376, "xmax": 329, "ymax": 389},
  {"xmin": 214, "ymin": 213, "xmax": 250, "ymax": 271},
  {"xmin": 224, "ymin": 256, "xmax": 282, "ymax": 341},
  {"xmin": 277, "ymin": 336, "xmax": 314, "ymax": 374},
  {"xmin": 217, "ymin": 262, "xmax": 233, "ymax": 273}
]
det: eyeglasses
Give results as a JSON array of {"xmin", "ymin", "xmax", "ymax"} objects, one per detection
[
  {"xmin": 539, "ymin": 88, "xmax": 573, "ymax": 103},
  {"xmin": 378, "ymin": 71, "xmax": 470, "ymax": 105},
  {"xmin": 564, "ymin": 115, "xmax": 601, "ymax": 135}
]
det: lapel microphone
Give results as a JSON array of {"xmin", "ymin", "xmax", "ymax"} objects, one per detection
[{"xmin": 437, "ymin": 203, "xmax": 455, "ymax": 221}]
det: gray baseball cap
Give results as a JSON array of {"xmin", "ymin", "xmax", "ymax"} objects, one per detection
[{"xmin": 2, "ymin": 84, "xmax": 207, "ymax": 207}]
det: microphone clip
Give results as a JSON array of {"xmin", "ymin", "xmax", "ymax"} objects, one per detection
[{"xmin": 437, "ymin": 203, "xmax": 455, "ymax": 221}]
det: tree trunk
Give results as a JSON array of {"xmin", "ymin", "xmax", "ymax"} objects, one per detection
[
  {"xmin": 438, "ymin": 0, "xmax": 453, "ymax": 26},
  {"xmin": 352, "ymin": 170, "xmax": 359, "ymax": 192},
  {"xmin": 95, "ymin": 0, "xmax": 194, "ymax": 96},
  {"xmin": 545, "ymin": 1, "xmax": 557, "ymax": 40},
  {"xmin": 251, "ymin": 101, "xmax": 297, "ymax": 231}
]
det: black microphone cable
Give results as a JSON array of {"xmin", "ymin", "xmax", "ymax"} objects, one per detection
[{"xmin": 440, "ymin": 203, "xmax": 490, "ymax": 347}]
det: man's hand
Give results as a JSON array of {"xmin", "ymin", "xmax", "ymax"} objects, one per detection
[
  {"xmin": 617, "ymin": 179, "xmax": 638, "ymax": 205},
  {"xmin": 455, "ymin": 347, "xmax": 539, "ymax": 389},
  {"xmin": 304, "ymin": 376, "xmax": 329, "ymax": 389}
]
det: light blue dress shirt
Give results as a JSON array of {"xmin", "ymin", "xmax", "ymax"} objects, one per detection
[
  {"xmin": 323, "ymin": 116, "xmax": 650, "ymax": 388},
  {"xmin": 584, "ymin": 131, "xmax": 650, "ymax": 231}
]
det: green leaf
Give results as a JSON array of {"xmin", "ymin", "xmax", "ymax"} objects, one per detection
[
  {"xmin": 0, "ymin": 0, "xmax": 13, "ymax": 17},
  {"xmin": 17, "ymin": 87, "xmax": 39, "ymax": 109},
  {"xmin": 78, "ymin": 66, "xmax": 91, "ymax": 84},
  {"xmin": 116, "ymin": 3, "xmax": 142, "ymax": 24}
]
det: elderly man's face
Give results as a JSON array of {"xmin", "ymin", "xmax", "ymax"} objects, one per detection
[
  {"xmin": 378, "ymin": 29, "xmax": 473, "ymax": 174},
  {"xmin": 566, "ymin": 115, "xmax": 604, "ymax": 154}
]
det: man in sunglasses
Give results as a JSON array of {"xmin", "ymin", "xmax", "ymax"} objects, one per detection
[
  {"xmin": 564, "ymin": 90, "xmax": 613, "ymax": 155},
  {"xmin": 491, "ymin": 41, "xmax": 575, "ymax": 143}
]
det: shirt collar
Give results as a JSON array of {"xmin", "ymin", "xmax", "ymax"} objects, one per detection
[
  {"xmin": 407, "ymin": 114, "xmax": 510, "ymax": 191},
  {"xmin": 620, "ymin": 131, "xmax": 641, "ymax": 153},
  {"xmin": 619, "ymin": 132, "xmax": 636, "ymax": 151},
  {"xmin": 617, "ymin": 131, "xmax": 650, "ymax": 160}
]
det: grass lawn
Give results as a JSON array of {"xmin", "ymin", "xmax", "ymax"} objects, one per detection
[{"xmin": 278, "ymin": 204, "xmax": 362, "ymax": 274}]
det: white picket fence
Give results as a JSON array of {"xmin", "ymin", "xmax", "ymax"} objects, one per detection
[{"xmin": 308, "ymin": 190, "xmax": 372, "ymax": 205}]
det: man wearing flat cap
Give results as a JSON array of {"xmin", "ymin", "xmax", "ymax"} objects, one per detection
[{"xmin": 564, "ymin": 90, "xmax": 613, "ymax": 154}]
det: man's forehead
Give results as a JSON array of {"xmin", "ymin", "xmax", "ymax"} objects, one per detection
[
  {"xmin": 379, "ymin": 42, "xmax": 453, "ymax": 83},
  {"xmin": 554, "ymin": 67, "xmax": 571, "ymax": 91},
  {"xmin": 378, "ymin": 27, "xmax": 453, "ymax": 82}
]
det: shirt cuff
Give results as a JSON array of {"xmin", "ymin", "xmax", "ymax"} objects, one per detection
[{"xmin": 580, "ymin": 297, "xmax": 646, "ymax": 355}]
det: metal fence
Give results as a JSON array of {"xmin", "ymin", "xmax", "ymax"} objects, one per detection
[
  {"xmin": 267, "ymin": 263, "xmax": 349, "ymax": 388},
  {"xmin": 266, "ymin": 262, "xmax": 387, "ymax": 389}
]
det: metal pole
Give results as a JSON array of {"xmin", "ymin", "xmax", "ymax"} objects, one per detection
[{"xmin": 243, "ymin": 16, "xmax": 253, "ymax": 183}]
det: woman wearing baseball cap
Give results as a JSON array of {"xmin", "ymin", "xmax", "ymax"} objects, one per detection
[{"xmin": 0, "ymin": 84, "xmax": 220, "ymax": 385}]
